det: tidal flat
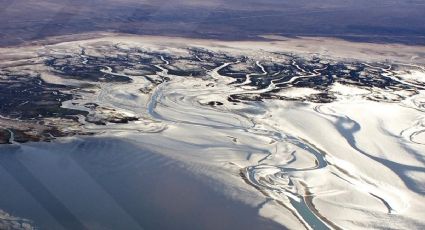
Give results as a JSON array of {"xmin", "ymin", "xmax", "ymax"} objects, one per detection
[{"xmin": 0, "ymin": 34, "xmax": 425, "ymax": 229}]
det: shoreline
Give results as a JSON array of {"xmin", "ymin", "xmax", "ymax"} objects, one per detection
[{"xmin": 2, "ymin": 32, "xmax": 425, "ymax": 65}]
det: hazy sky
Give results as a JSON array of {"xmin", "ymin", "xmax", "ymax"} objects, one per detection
[{"xmin": 1, "ymin": 0, "xmax": 424, "ymax": 45}]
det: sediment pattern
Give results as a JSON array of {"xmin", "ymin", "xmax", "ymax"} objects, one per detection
[{"xmin": 1, "ymin": 38, "xmax": 425, "ymax": 229}]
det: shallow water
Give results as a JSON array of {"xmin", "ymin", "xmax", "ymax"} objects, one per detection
[{"xmin": 0, "ymin": 138, "xmax": 281, "ymax": 230}]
